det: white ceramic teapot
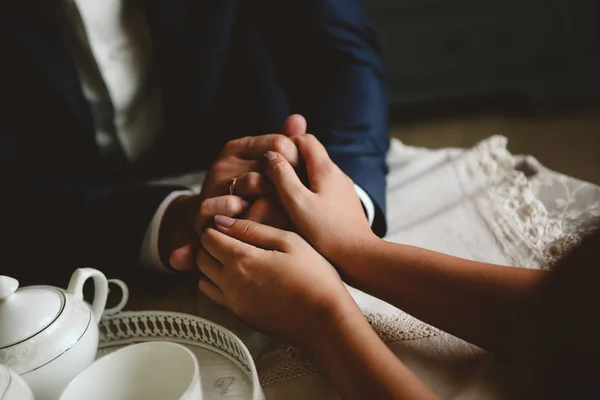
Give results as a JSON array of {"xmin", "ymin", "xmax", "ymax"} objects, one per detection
[{"xmin": 0, "ymin": 268, "xmax": 128, "ymax": 400}]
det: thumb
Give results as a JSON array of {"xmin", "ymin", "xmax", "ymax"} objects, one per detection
[
  {"xmin": 291, "ymin": 134, "xmax": 335, "ymax": 193},
  {"xmin": 213, "ymin": 215, "xmax": 290, "ymax": 251},
  {"xmin": 169, "ymin": 243, "xmax": 197, "ymax": 271},
  {"xmin": 264, "ymin": 151, "xmax": 309, "ymax": 208},
  {"xmin": 279, "ymin": 114, "xmax": 307, "ymax": 137}
]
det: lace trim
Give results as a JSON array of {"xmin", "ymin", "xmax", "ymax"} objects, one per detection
[
  {"xmin": 529, "ymin": 169, "xmax": 600, "ymax": 267},
  {"xmin": 257, "ymin": 347, "xmax": 323, "ymax": 387},
  {"xmin": 540, "ymin": 233, "xmax": 584, "ymax": 269},
  {"xmin": 454, "ymin": 135, "xmax": 564, "ymax": 269},
  {"xmin": 257, "ymin": 311, "xmax": 443, "ymax": 387},
  {"xmin": 366, "ymin": 312, "xmax": 442, "ymax": 342}
]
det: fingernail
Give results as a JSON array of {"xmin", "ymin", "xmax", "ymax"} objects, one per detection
[
  {"xmin": 214, "ymin": 215, "xmax": 235, "ymax": 227},
  {"xmin": 264, "ymin": 151, "xmax": 277, "ymax": 161},
  {"xmin": 241, "ymin": 199, "xmax": 250, "ymax": 209}
]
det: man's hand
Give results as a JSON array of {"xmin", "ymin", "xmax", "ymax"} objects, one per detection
[
  {"xmin": 199, "ymin": 134, "xmax": 299, "ymax": 201},
  {"xmin": 163, "ymin": 114, "xmax": 306, "ymax": 271},
  {"xmin": 234, "ymin": 113, "xmax": 305, "ymax": 230},
  {"xmin": 160, "ymin": 195, "xmax": 251, "ymax": 270},
  {"xmin": 200, "ymin": 114, "xmax": 306, "ymax": 200}
]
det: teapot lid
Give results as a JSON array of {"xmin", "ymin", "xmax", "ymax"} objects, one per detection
[{"xmin": 0, "ymin": 276, "xmax": 63, "ymax": 348}]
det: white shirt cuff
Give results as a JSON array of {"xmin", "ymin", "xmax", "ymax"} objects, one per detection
[
  {"xmin": 140, "ymin": 190, "xmax": 195, "ymax": 272},
  {"xmin": 354, "ymin": 184, "xmax": 375, "ymax": 227}
]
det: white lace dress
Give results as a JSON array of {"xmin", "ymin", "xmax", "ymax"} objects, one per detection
[{"xmin": 164, "ymin": 136, "xmax": 600, "ymax": 399}]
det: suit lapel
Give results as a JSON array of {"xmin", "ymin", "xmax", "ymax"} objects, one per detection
[
  {"xmin": 0, "ymin": 0, "xmax": 94, "ymax": 136},
  {"xmin": 0, "ymin": 0, "xmax": 237, "ymax": 142}
]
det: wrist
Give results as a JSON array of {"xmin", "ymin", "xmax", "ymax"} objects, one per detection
[
  {"xmin": 331, "ymin": 233, "xmax": 380, "ymax": 274},
  {"xmin": 340, "ymin": 236, "xmax": 388, "ymax": 283},
  {"xmin": 158, "ymin": 194, "xmax": 201, "ymax": 267},
  {"xmin": 306, "ymin": 294, "xmax": 365, "ymax": 357}
]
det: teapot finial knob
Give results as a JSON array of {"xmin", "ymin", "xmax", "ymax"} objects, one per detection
[{"xmin": 0, "ymin": 276, "xmax": 19, "ymax": 300}]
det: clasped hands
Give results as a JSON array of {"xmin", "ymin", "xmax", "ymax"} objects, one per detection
[
  {"xmin": 158, "ymin": 114, "xmax": 377, "ymax": 351},
  {"xmin": 158, "ymin": 114, "xmax": 307, "ymax": 272}
]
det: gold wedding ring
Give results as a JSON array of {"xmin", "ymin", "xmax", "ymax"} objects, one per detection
[{"xmin": 229, "ymin": 176, "xmax": 240, "ymax": 196}]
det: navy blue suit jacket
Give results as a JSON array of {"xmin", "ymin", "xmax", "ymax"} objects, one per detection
[{"xmin": 0, "ymin": 0, "xmax": 389, "ymax": 283}]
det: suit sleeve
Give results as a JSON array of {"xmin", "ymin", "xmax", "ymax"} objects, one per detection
[
  {"xmin": 0, "ymin": 171, "xmax": 185, "ymax": 285},
  {"xmin": 248, "ymin": 0, "xmax": 390, "ymax": 236}
]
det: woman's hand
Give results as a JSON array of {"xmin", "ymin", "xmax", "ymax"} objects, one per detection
[
  {"xmin": 263, "ymin": 134, "xmax": 378, "ymax": 266},
  {"xmin": 198, "ymin": 215, "xmax": 359, "ymax": 352}
]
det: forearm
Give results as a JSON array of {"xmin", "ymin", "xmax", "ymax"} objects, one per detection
[
  {"xmin": 312, "ymin": 301, "xmax": 439, "ymax": 400},
  {"xmin": 341, "ymin": 239, "xmax": 547, "ymax": 358},
  {"xmin": 0, "ymin": 174, "xmax": 183, "ymax": 283}
]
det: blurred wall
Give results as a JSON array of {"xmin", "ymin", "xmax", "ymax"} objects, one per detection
[{"xmin": 365, "ymin": 0, "xmax": 600, "ymax": 115}]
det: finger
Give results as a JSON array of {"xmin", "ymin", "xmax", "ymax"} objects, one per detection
[
  {"xmin": 201, "ymin": 227, "xmax": 257, "ymax": 266},
  {"xmin": 264, "ymin": 151, "xmax": 310, "ymax": 207},
  {"xmin": 198, "ymin": 278, "xmax": 227, "ymax": 306},
  {"xmin": 169, "ymin": 243, "xmax": 197, "ymax": 272},
  {"xmin": 279, "ymin": 114, "xmax": 307, "ymax": 137},
  {"xmin": 213, "ymin": 215, "xmax": 291, "ymax": 252},
  {"xmin": 290, "ymin": 134, "xmax": 334, "ymax": 192},
  {"xmin": 230, "ymin": 172, "xmax": 275, "ymax": 197},
  {"xmin": 244, "ymin": 198, "xmax": 289, "ymax": 229},
  {"xmin": 223, "ymin": 134, "xmax": 299, "ymax": 167},
  {"xmin": 205, "ymin": 157, "xmax": 262, "ymax": 197},
  {"xmin": 196, "ymin": 195, "xmax": 250, "ymax": 236},
  {"xmin": 195, "ymin": 248, "xmax": 224, "ymax": 287}
]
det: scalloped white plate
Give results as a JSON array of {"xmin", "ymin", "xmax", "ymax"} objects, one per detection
[{"xmin": 98, "ymin": 311, "xmax": 264, "ymax": 400}]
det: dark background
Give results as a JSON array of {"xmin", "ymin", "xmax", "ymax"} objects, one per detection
[{"xmin": 366, "ymin": 0, "xmax": 600, "ymax": 184}]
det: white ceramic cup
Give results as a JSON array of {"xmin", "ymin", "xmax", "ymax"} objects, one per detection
[
  {"xmin": 59, "ymin": 341, "xmax": 202, "ymax": 400},
  {"xmin": 0, "ymin": 364, "xmax": 34, "ymax": 400}
]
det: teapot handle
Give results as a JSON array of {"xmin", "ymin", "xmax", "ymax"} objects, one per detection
[{"xmin": 66, "ymin": 268, "xmax": 108, "ymax": 324}]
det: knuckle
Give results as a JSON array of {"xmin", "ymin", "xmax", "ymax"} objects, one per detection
[
  {"xmin": 271, "ymin": 158, "xmax": 290, "ymax": 174},
  {"xmin": 279, "ymin": 231, "xmax": 300, "ymax": 252},
  {"xmin": 290, "ymin": 230, "xmax": 302, "ymax": 241},
  {"xmin": 271, "ymin": 135, "xmax": 289, "ymax": 153},
  {"xmin": 211, "ymin": 159, "xmax": 229, "ymax": 175},
  {"xmin": 272, "ymin": 135, "xmax": 296, "ymax": 159},
  {"xmin": 224, "ymin": 196, "xmax": 237, "ymax": 215},
  {"xmin": 230, "ymin": 254, "xmax": 249, "ymax": 272},
  {"xmin": 306, "ymin": 133, "xmax": 318, "ymax": 142},
  {"xmin": 199, "ymin": 199, "xmax": 213, "ymax": 219},
  {"xmin": 281, "ymin": 231, "xmax": 297, "ymax": 245},
  {"xmin": 223, "ymin": 138, "xmax": 242, "ymax": 154},
  {"xmin": 297, "ymin": 133, "xmax": 315, "ymax": 147},
  {"xmin": 246, "ymin": 172, "xmax": 262, "ymax": 191},
  {"xmin": 240, "ymin": 220, "xmax": 260, "ymax": 238}
]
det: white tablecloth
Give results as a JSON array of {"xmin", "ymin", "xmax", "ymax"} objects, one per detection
[{"xmin": 182, "ymin": 136, "xmax": 600, "ymax": 399}]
